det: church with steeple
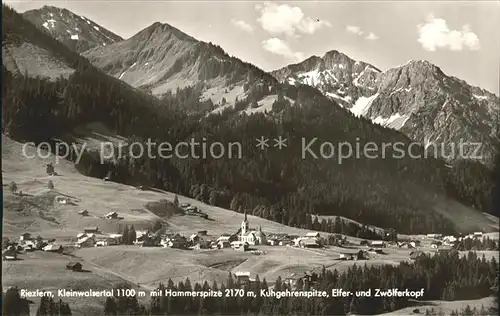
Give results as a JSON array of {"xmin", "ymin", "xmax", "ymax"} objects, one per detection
[{"xmin": 239, "ymin": 211, "xmax": 267, "ymax": 245}]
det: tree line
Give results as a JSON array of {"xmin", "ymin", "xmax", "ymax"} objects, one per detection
[{"xmin": 100, "ymin": 251, "xmax": 498, "ymax": 315}]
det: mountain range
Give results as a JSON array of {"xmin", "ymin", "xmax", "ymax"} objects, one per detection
[
  {"xmin": 272, "ymin": 52, "xmax": 499, "ymax": 165},
  {"xmin": 2, "ymin": 4, "xmax": 497, "ymax": 233},
  {"xmin": 22, "ymin": 5, "xmax": 497, "ymax": 165}
]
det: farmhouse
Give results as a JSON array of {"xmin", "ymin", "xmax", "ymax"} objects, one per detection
[
  {"xmin": 55, "ymin": 196, "xmax": 68, "ymax": 204},
  {"xmin": 443, "ymin": 236, "xmax": 457, "ymax": 243},
  {"xmin": 279, "ymin": 238, "xmax": 293, "ymax": 246},
  {"xmin": 20, "ymin": 233, "xmax": 32, "ymax": 241},
  {"xmin": 234, "ymin": 272, "xmax": 251, "ymax": 285},
  {"xmin": 473, "ymin": 232, "xmax": 483, "ymax": 238},
  {"xmin": 142, "ymin": 232, "xmax": 162, "ymax": 247},
  {"xmin": 299, "ymin": 238, "xmax": 321, "ymax": 248},
  {"xmin": 398, "ymin": 242, "xmax": 414, "ymax": 249},
  {"xmin": 189, "ymin": 234, "xmax": 202, "ymax": 243},
  {"xmin": 66, "ymin": 262, "xmax": 83, "ymax": 271},
  {"xmin": 107, "ymin": 234, "xmax": 122, "ymax": 245},
  {"xmin": 2, "ymin": 249, "xmax": 17, "ymax": 260},
  {"xmin": 185, "ymin": 206, "xmax": 198, "ymax": 213},
  {"xmin": 217, "ymin": 234, "xmax": 232, "ymax": 243},
  {"xmin": 216, "ymin": 240, "xmax": 230, "ymax": 249},
  {"xmin": 267, "ymin": 238, "xmax": 279, "ymax": 246},
  {"xmin": 105, "ymin": 211, "xmax": 118, "ymax": 219},
  {"xmin": 198, "ymin": 230, "xmax": 207, "ymax": 236},
  {"xmin": 164, "ymin": 235, "xmax": 187, "ymax": 249},
  {"xmin": 22, "ymin": 241, "xmax": 36, "ymax": 252},
  {"xmin": 426, "ymin": 234, "xmax": 442, "ymax": 239},
  {"xmin": 75, "ymin": 236, "xmax": 95, "ymax": 248},
  {"xmin": 370, "ymin": 240, "xmax": 386, "ymax": 248},
  {"xmin": 305, "ymin": 232, "xmax": 321, "ymax": 239},
  {"xmin": 231, "ymin": 241, "xmax": 249, "ymax": 251},
  {"xmin": 357, "ymin": 250, "xmax": 369, "ymax": 260},
  {"xmin": 339, "ymin": 253, "xmax": 355, "ymax": 260}
]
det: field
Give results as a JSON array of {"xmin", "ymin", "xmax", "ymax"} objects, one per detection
[{"xmin": 2, "ymin": 134, "xmax": 499, "ymax": 315}]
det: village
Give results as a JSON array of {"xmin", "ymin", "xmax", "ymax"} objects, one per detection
[{"xmin": 3, "ymin": 199, "xmax": 494, "ymax": 286}]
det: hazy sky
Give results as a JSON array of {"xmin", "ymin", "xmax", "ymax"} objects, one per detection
[{"xmin": 6, "ymin": 0, "xmax": 500, "ymax": 94}]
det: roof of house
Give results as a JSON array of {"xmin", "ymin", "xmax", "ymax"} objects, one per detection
[
  {"xmin": 306, "ymin": 232, "xmax": 320, "ymax": 237},
  {"xmin": 2, "ymin": 249, "xmax": 17, "ymax": 256},
  {"xmin": 234, "ymin": 271, "xmax": 251, "ymax": 276},
  {"xmin": 301, "ymin": 239, "xmax": 319, "ymax": 245},
  {"xmin": 43, "ymin": 244, "xmax": 62, "ymax": 251},
  {"xmin": 66, "ymin": 262, "xmax": 82, "ymax": 268},
  {"xmin": 76, "ymin": 237, "xmax": 93, "ymax": 244}
]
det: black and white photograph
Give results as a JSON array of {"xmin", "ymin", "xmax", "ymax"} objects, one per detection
[{"xmin": 1, "ymin": 1, "xmax": 499, "ymax": 315}]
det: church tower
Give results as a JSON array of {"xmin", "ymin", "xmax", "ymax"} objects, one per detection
[{"xmin": 241, "ymin": 211, "xmax": 249, "ymax": 235}]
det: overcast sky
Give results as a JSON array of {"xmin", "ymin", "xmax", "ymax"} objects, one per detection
[{"xmin": 6, "ymin": 0, "xmax": 500, "ymax": 94}]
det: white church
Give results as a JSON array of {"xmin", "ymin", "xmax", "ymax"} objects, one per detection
[{"xmin": 239, "ymin": 211, "xmax": 267, "ymax": 245}]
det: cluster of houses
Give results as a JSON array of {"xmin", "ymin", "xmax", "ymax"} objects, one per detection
[
  {"xmin": 422, "ymin": 232, "xmax": 485, "ymax": 249},
  {"xmin": 67, "ymin": 211, "xmax": 330, "ymax": 253},
  {"xmin": 75, "ymin": 227, "xmax": 122, "ymax": 248},
  {"xmin": 2, "ymin": 233, "xmax": 64, "ymax": 261}
]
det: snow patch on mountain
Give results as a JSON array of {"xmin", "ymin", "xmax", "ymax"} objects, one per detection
[
  {"xmin": 351, "ymin": 93, "xmax": 379, "ymax": 117},
  {"xmin": 119, "ymin": 62, "xmax": 137, "ymax": 80},
  {"xmin": 46, "ymin": 19, "xmax": 56, "ymax": 27},
  {"xmin": 473, "ymin": 94, "xmax": 488, "ymax": 100},
  {"xmin": 298, "ymin": 69, "xmax": 321, "ymax": 86},
  {"xmin": 373, "ymin": 113, "xmax": 410, "ymax": 130},
  {"xmin": 326, "ymin": 92, "xmax": 352, "ymax": 104}
]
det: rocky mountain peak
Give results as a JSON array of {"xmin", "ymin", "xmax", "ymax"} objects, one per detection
[{"xmin": 22, "ymin": 6, "xmax": 123, "ymax": 53}]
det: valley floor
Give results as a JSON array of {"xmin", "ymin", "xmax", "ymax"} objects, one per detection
[{"xmin": 2, "ymin": 135, "xmax": 499, "ymax": 315}]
